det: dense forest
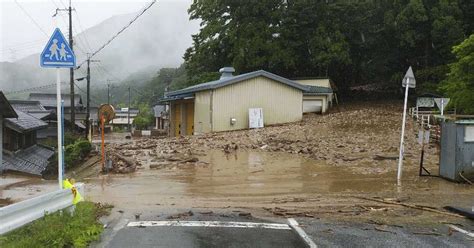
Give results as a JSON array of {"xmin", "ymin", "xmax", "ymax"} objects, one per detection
[{"xmin": 129, "ymin": 0, "xmax": 474, "ymax": 113}]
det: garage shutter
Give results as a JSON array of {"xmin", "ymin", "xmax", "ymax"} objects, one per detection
[{"xmin": 303, "ymin": 100, "xmax": 322, "ymax": 113}]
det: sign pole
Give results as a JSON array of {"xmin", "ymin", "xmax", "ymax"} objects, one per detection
[
  {"xmin": 56, "ymin": 68, "xmax": 63, "ymax": 189},
  {"xmin": 40, "ymin": 28, "xmax": 75, "ymax": 189},
  {"xmin": 441, "ymin": 98, "xmax": 444, "ymax": 116},
  {"xmin": 397, "ymin": 77, "xmax": 410, "ymax": 185}
]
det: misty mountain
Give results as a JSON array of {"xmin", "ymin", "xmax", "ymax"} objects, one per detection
[{"xmin": 0, "ymin": 1, "xmax": 198, "ymax": 93}]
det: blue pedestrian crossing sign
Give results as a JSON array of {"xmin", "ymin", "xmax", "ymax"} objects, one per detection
[{"xmin": 40, "ymin": 28, "xmax": 76, "ymax": 68}]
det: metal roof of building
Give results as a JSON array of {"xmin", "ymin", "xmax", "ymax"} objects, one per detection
[
  {"xmin": 0, "ymin": 91, "xmax": 18, "ymax": 118},
  {"xmin": 455, "ymin": 120, "xmax": 474, "ymax": 125},
  {"xmin": 165, "ymin": 70, "xmax": 309, "ymax": 98},
  {"xmin": 5, "ymin": 108, "xmax": 48, "ymax": 133},
  {"xmin": 1, "ymin": 145, "xmax": 54, "ymax": 176},
  {"xmin": 302, "ymin": 85, "xmax": 333, "ymax": 95},
  {"xmin": 28, "ymin": 93, "xmax": 83, "ymax": 108}
]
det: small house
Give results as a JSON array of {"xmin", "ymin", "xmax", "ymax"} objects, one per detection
[
  {"xmin": 9, "ymin": 100, "xmax": 55, "ymax": 139},
  {"xmin": 111, "ymin": 108, "xmax": 139, "ymax": 128},
  {"xmin": 1, "ymin": 95, "xmax": 54, "ymax": 176},
  {"xmin": 153, "ymin": 104, "xmax": 168, "ymax": 130},
  {"xmin": 293, "ymin": 78, "xmax": 336, "ymax": 114},
  {"xmin": 162, "ymin": 67, "xmax": 309, "ymax": 136},
  {"xmin": 416, "ymin": 93, "xmax": 441, "ymax": 112},
  {"xmin": 28, "ymin": 93, "xmax": 86, "ymax": 131}
]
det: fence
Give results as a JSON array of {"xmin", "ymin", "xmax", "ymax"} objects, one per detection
[{"xmin": 0, "ymin": 183, "xmax": 84, "ymax": 235}]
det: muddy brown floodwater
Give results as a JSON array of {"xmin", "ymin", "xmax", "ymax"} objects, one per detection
[
  {"xmin": 3, "ymin": 102, "xmax": 473, "ymax": 226},
  {"xmin": 83, "ymin": 149, "xmax": 473, "ymax": 225}
]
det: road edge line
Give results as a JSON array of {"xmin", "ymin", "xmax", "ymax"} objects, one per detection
[
  {"xmin": 127, "ymin": 221, "xmax": 291, "ymax": 230},
  {"xmin": 287, "ymin": 218, "xmax": 317, "ymax": 248},
  {"xmin": 447, "ymin": 224, "xmax": 474, "ymax": 238}
]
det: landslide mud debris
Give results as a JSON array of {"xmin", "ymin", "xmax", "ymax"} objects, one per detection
[{"xmin": 104, "ymin": 102, "xmax": 433, "ymax": 175}]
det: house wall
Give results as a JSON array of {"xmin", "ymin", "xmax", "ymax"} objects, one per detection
[
  {"xmin": 0, "ymin": 116, "xmax": 2, "ymax": 169},
  {"xmin": 211, "ymin": 76, "xmax": 302, "ymax": 132},
  {"xmin": 303, "ymin": 95, "xmax": 329, "ymax": 113},
  {"xmin": 194, "ymin": 91, "xmax": 212, "ymax": 134},
  {"xmin": 295, "ymin": 79, "xmax": 331, "ymax": 88}
]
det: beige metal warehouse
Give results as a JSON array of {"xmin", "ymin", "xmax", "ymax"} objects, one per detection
[
  {"xmin": 294, "ymin": 78, "xmax": 335, "ymax": 114},
  {"xmin": 163, "ymin": 68, "xmax": 310, "ymax": 136}
]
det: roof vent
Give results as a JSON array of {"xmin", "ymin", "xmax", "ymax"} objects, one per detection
[{"xmin": 219, "ymin": 67, "xmax": 235, "ymax": 79}]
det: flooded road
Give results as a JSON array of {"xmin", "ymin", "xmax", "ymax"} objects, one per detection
[
  {"xmin": 0, "ymin": 175, "xmax": 57, "ymax": 206},
  {"xmin": 82, "ymin": 149, "xmax": 473, "ymax": 223}
]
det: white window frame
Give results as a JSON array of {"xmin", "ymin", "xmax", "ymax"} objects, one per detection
[{"xmin": 465, "ymin": 126, "xmax": 474, "ymax": 142}]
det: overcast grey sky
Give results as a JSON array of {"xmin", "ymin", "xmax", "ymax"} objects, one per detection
[{"xmin": 0, "ymin": 0, "xmax": 190, "ymax": 62}]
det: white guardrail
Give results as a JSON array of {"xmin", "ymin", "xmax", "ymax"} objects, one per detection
[{"xmin": 0, "ymin": 183, "xmax": 84, "ymax": 235}]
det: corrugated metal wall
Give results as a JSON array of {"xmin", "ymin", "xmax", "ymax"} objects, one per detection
[
  {"xmin": 194, "ymin": 91, "xmax": 212, "ymax": 134},
  {"xmin": 440, "ymin": 123, "xmax": 474, "ymax": 181},
  {"xmin": 211, "ymin": 76, "xmax": 302, "ymax": 132}
]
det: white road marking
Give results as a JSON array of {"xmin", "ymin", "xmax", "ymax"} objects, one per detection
[
  {"xmin": 447, "ymin": 224, "xmax": 474, "ymax": 238},
  {"xmin": 127, "ymin": 221, "xmax": 292, "ymax": 230},
  {"xmin": 287, "ymin": 218, "xmax": 318, "ymax": 248}
]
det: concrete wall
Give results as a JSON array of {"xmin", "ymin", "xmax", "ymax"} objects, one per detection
[
  {"xmin": 194, "ymin": 91, "xmax": 212, "ymax": 135},
  {"xmin": 211, "ymin": 76, "xmax": 302, "ymax": 132}
]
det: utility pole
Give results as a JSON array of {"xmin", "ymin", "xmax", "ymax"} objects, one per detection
[
  {"xmin": 54, "ymin": 1, "xmax": 75, "ymax": 131},
  {"xmin": 106, "ymin": 80, "xmax": 114, "ymax": 105},
  {"xmin": 85, "ymin": 56, "xmax": 99, "ymax": 139},
  {"xmin": 107, "ymin": 83, "xmax": 110, "ymax": 105},
  {"xmin": 77, "ymin": 55, "xmax": 99, "ymax": 140},
  {"xmin": 86, "ymin": 57, "xmax": 90, "ymax": 138},
  {"xmin": 68, "ymin": 0, "xmax": 75, "ymax": 132},
  {"xmin": 128, "ymin": 86, "xmax": 131, "ymax": 131}
]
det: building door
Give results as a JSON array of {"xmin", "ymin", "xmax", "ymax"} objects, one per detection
[
  {"xmin": 186, "ymin": 102, "xmax": 194, "ymax": 135},
  {"xmin": 303, "ymin": 100, "xmax": 322, "ymax": 113},
  {"xmin": 174, "ymin": 104, "xmax": 181, "ymax": 136}
]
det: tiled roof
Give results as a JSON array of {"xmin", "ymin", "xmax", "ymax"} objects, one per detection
[
  {"xmin": 1, "ymin": 145, "xmax": 55, "ymax": 176},
  {"xmin": 28, "ymin": 111, "xmax": 54, "ymax": 120},
  {"xmin": 0, "ymin": 91, "xmax": 18, "ymax": 118},
  {"xmin": 9, "ymin": 100, "xmax": 46, "ymax": 112},
  {"xmin": 28, "ymin": 93, "xmax": 83, "ymax": 108},
  {"xmin": 165, "ymin": 70, "xmax": 308, "ymax": 98},
  {"xmin": 9, "ymin": 100, "xmax": 53, "ymax": 120},
  {"xmin": 5, "ymin": 108, "xmax": 48, "ymax": 133}
]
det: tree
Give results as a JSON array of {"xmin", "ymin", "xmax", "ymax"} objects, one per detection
[
  {"xmin": 440, "ymin": 35, "xmax": 474, "ymax": 114},
  {"xmin": 133, "ymin": 103, "xmax": 154, "ymax": 130},
  {"xmin": 182, "ymin": 0, "xmax": 471, "ymax": 98}
]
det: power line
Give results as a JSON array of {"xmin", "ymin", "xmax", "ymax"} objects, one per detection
[
  {"xmin": 73, "ymin": 82, "xmax": 101, "ymax": 106},
  {"xmin": 97, "ymin": 63, "xmax": 121, "ymax": 81},
  {"xmin": 76, "ymin": 0, "xmax": 157, "ymax": 69},
  {"xmin": 4, "ymin": 82, "xmax": 68, "ymax": 95},
  {"xmin": 73, "ymin": 9, "xmax": 93, "ymax": 52},
  {"xmin": 14, "ymin": 0, "xmax": 49, "ymax": 37},
  {"xmin": 50, "ymin": 0, "xmax": 69, "ymax": 27}
]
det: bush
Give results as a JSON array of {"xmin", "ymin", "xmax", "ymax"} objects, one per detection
[
  {"xmin": 64, "ymin": 139, "xmax": 92, "ymax": 168},
  {"xmin": 0, "ymin": 202, "xmax": 111, "ymax": 248}
]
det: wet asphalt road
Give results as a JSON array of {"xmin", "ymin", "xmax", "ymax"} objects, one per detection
[
  {"xmin": 94, "ymin": 210, "xmax": 474, "ymax": 248},
  {"xmin": 107, "ymin": 226, "xmax": 306, "ymax": 248}
]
